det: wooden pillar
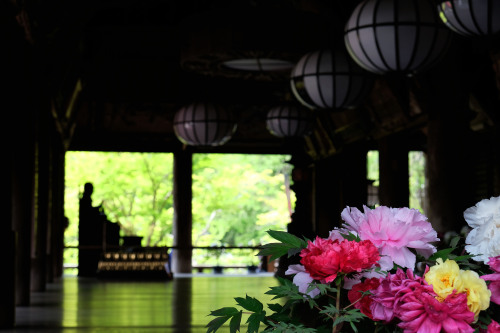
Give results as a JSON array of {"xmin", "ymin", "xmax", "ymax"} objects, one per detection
[
  {"xmin": 418, "ymin": 38, "xmax": 474, "ymax": 234},
  {"xmin": 313, "ymin": 156, "xmax": 342, "ymax": 238},
  {"xmin": 340, "ymin": 145, "xmax": 369, "ymax": 209},
  {"xmin": 12, "ymin": 129, "xmax": 36, "ymax": 306},
  {"xmin": 276, "ymin": 152, "xmax": 314, "ymax": 278},
  {"xmin": 31, "ymin": 108, "xmax": 51, "ymax": 291},
  {"xmin": 286, "ymin": 153, "xmax": 315, "ymax": 240},
  {"xmin": 426, "ymin": 109, "xmax": 472, "ymax": 233},
  {"xmin": 4, "ymin": 0, "xmax": 32, "ymax": 324},
  {"xmin": 1, "ymin": 148, "xmax": 15, "ymax": 328},
  {"xmin": 172, "ymin": 150, "xmax": 193, "ymax": 273},
  {"xmin": 51, "ymin": 146, "xmax": 66, "ymax": 278},
  {"xmin": 378, "ymin": 135, "xmax": 409, "ymax": 208},
  {"xmin": 313, "ymin": 145, "xmax": 368, "ymax": 236}
]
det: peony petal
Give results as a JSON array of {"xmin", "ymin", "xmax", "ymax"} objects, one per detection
[
  {"xmin": 380, "ymin": 246, "xmax": 416, "ymax": 270},
  {"xmin": 285, "ymin": 264, "xmax": 305, "ymax": 275},
  {"xmin": 292, "ymin": 271, "xmax": 321, "ymax": 298},
  {"xmin": 488, "ymin": 281, "xmax": 500, "ymax": 305}
]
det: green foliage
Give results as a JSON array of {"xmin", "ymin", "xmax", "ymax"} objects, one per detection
[
  {"xmin": 64, "ymin": 152, "xmax": 293, "ymax": 267},
  {"xmin": 207, "ymin": 237, "xmax": 366, "ymax": 333},
  {"xmin": 257, "ymin": 230, "xmax": 308, "ymax": 261},
  {"xmin": 191, "ymin": 154, "xmax": 293, "ymax": 250},
  {"xmin": 409, "ymin": 151, "xmax": 426, "ymax": 212},
  {"xmin": 367, "ymin": 150, "xmax": 426, "ymax": 213},
  {"xmin": 263, "ymin": 322, "xmax": 319, "ymax": 332},
  {"xmin": 65, "ymin": 152, "xmax": 174, "ymax": 247}
]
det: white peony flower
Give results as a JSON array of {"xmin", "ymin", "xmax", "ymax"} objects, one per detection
[{"xmin": 464, "ymin": 196, "xmax": 500, "ymax": 264}]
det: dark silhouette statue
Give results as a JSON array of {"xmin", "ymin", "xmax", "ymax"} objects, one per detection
[{"xmin": 78, "ymin": 182, "xmax": 120, "ymax": 276}]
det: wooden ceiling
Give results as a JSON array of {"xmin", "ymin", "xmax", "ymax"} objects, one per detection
[{"xmin": 8, "ymin": 0, "xmax": 500, "ymax": 158}]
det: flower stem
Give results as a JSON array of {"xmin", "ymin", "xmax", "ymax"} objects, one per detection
[{"xmin": 332, "ymin": 279, "xmax": 342, "ymax": 333}]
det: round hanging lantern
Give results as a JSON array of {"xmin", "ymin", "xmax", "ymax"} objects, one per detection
[
  {"xmin": 344, "ymin": 0, "xmax": 452, "ymax": 75},
  {"xmin": 437, "ymin": 0, "xmax": 500, "ymax": 37},
  {"xmin": 173, "ymin": 102, "xmax": 237, "ymax": 146},
  {"xmin": 266, "ymin": 105, "xmax": 313, "ymax": 138},
  {"xmin": 290, "ymin": 49, "xmax": 373, "ymax": 110}
]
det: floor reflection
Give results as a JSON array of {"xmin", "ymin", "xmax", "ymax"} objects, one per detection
[{"xmin": 8, "ymin": 273, "xmax": 279, "ymax": 333}]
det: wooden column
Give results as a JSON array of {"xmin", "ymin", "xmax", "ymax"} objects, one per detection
[
  {"xmin": 4, "ymin": 0, "xmax": 32, "ymax": 324},
  {"xmin": 12, "ymin": 130, "xmax": 36, "ymax": 306},
  {"xmin": 172, "ymin": 150, "xmax": 193, "ymax": 273},
  {"xmin": 286, "ymin": 153, "xmax": 315, "ymax": 240},
  {"xmin": 276, "ymin": 152, "xmax": 314, "ymax": 278},
  {"xmin": 340, "ymin": 145, "xmax": 369, "ymax": 209},
  {"xmin": 1, "ymin": 147, "xmax": 15, "ymax": 328},
  {"xmin": 51, "ymin": 145, "xmax": 66, "ymax": 279},
  {"xmin": 418, "ymin": 38, "xmax": 474, "ymax": 233},
  {"xmin": 314, "ymin": 145, "xmax": 368, "ymax": 236},
  {"xmin": 313, "ymin": 156, "xmax": 342, "ymax": 238},
  {"xmin": 378, "ymin": 135, "xmax": 409, "ymax": 208},
  {"xmin": 31, "ymin": 107, "xmax": 51, "ymax": 292}
]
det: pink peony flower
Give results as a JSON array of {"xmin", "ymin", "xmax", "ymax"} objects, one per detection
[
  {"xmin": 341, "ymin": 205, "xmax": 439, "ymax": 271},
  {"xmin": 485, "ymin": 320, "xmax": 500, "ymax": 333},
  {"xmin": 397, "ymin": 287, "xmax": 475, "ymax": 333},
  {"xmin": 481, "ymin": 256, "xmax": 500, "ymax": 305},
  {"xmin": 299, "ymin": 237, "xmax": 380, "ymax": 284},
  {"xmin": 347, "ymin": 277, "xmax": 380, "ymax": 319},
  {"xmin": 370, "ymin": 268, "xmax": 427, "ymax": 323}
]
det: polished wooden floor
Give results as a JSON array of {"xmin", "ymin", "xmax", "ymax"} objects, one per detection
[{"xmin": 5, "ymin": 273, "xmax": 280, "ymax": 333}]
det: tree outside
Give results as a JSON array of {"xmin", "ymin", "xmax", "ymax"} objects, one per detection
[{"xmin": 64, "ymin": 152, "xmax": 293, "ymax": 272}]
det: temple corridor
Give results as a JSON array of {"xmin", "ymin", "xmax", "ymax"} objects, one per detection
[{"xmin": 5, "ymin": 273, "xmax": 279, "ymax": 333}]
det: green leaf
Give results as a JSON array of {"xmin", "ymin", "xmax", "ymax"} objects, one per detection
[
  {"xmin": 288, "ymin": 247, "xmax": 303, "ymax": 258},
  {"xmin": 349, "ymin": 320, "xmax": 358, "ymax": 333},
  {"xmin": 449, "ymin": 235, "xmax": 461, "ymax": 248},
  {"xmin": 263, "ymin": 321, "xmax": 318, "ymax": 332},
  {"xmin": 266, "ymin": 230, "xmax": 308, "ymax": 248},
  {"xmin": 265, "ymin": 278, "xmax": 305, "ymax": 302},
  {"xmin": 428, "ymin": 247, "xmax": 455, "ymax": 262},
  {"xmin": 319, "ymin": 304, "xmax": 339, "ymax": 316},
  {"xmin": 209, "ymin": 307, "xmax": 240, "ymax": 317},
  {"xmin": 257, "ymin": 243, "xmax": 293, "ymax": 261},
  {"xmin": 246, "ymin": 312, "xmax": 265, "ymax": 333},
  {"xmin": 229, "ymin": 311, "xmax": 242, "ymax": 333},
  {"xmin": 206, "ymin": 315, "xmax": 231, "ymax": 333},
  {"xmin": 257, "ymin": 231, "xmax": 308, "ymax": 261},
  {"xmin": 235, "ymin": 295, "xmax": 264, "ymax": 312},
  {"xmin": 267, "ymin": 303, "xmax": 284, "ymax": 312},
  {"xmin": 342, "ymin": 232, "xmax": 360, "ymax": 242},
  {"xmin": 452, "ymin": 254, "xmax": 475, "ymax": 262}
]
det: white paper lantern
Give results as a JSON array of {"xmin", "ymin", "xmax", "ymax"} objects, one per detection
[
  {"xmin": 173, "ymin": 102, "xmax": 237, "ymax": 146},
  {"xmin": 437, "ymin": 0, "xmax": 500, "ymax": 37},
  {"xmin": 266, "ymin": 105, "xmax": 313, "ymax": 138},
  {"xmin": 290, "ymin": 49, "xmax": 372, "ymax": 110},
  {"xmin": 345, "ymin": 0, "xmax": 452, "ymax": 75}
]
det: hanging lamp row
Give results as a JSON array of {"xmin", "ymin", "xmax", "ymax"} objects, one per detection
[{"xmin": 173, "ymin": 0, "xmax": 500, "ymax": 146}]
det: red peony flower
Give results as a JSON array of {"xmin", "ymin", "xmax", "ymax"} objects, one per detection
[
  {"xmin": 300, "ymin": 237, "xmax": 380, "ymax": 284},
  {"xmin": 339, "ymin": 239, "xmax": 381, "ymax": 274},
  {"xmin": 300, "ymin": 237, "xmax": 343, "ymax": 283},
  {"xmin": 348, "ymin": 277, "xmax": 381, "ymax": 319}
]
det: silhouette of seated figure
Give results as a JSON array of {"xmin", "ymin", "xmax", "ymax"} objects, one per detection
[{"xmin": 78, "ymin": 182, "xmax": 106, "ymax": 276}]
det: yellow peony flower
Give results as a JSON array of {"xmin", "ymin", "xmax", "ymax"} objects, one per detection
[
  {"xmin": 455, "ymin": 269, "xmax": 491, "ymax": 319},
  {"xmin": 425, "ymin": 258, "xmax": 491, "ymax": 321},
  {"xmin": 424, "ymin": 258, "xmax": 461, "ymax": 300}
]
